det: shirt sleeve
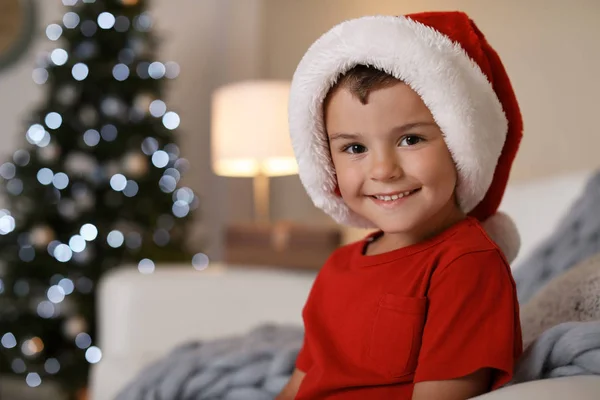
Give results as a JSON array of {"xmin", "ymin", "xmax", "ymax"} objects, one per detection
[
  {"xmin": 295, "ymin": 332, "xmax": 313, "ymax": 372},
  {"xmin": 413, "ymin": 249, "xmax": 522, "ymax": 389},
  {"xmin": 295, "ymin": 268, "xmax": 322, "ymax": 373}
]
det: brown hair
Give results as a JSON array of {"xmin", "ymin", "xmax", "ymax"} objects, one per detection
[{"xmin": 327, "ymin": 64, "xmax": 401, "ymax": 105}]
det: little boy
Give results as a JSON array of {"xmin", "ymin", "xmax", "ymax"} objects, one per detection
[{"xmin": 278, "ymin": 11, "xmax": 523, "ymax": 400}]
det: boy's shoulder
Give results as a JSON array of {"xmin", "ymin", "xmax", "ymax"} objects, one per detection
[
  {"xmin": 435, "ymin": 217, "xmax": 512, "ymax": 274},
  {"xmin": 444, "ymin": 217, "xmax": 502, "ymax": 253}
]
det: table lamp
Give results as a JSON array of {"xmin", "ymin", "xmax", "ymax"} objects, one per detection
[{"xmin": 211, "ymin": 80, "xmax": 298, "ymax": 223}]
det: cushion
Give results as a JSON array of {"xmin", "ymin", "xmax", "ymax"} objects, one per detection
[
  {"xmin": 513, "ymin": 170, "xmax": 600, "ymax": 303},
  {"xmin": 520, "ymin": 252, "xmax": 600, "ymax": 349}
]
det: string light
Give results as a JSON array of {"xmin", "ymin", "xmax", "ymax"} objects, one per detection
[
  {"xmin": 63, "ymin": 12, "xmax": 80, "ymax": 29},
  {"xmin": 0, "ymin": 211, "xmax": 16, "ymax": 235},
  {"xmin": 149, "ymin": 100, "xmax": 166, "ymax": 117},
  {"xmin": 1, "ymin": 0, "xmax": 199, "ymax": 389},
  {"xmin": 112, "ymin": 64, "xmax": 130, "ymax": 81},
  {"xmin": 26, "ymin": 373, "xmax": 42, "ymax": 388},
  {"xmin": 159, "ymin": 175, "xmax": 176, "ymax": 193},
  {"xmin": 138, "ymin": 259, "xmax": 155, "ymax": 274},
  {"xmin": 125, "ymin": 232, "xmax": 142, "ymax": 249},
  {"xmin": 37, "ymin": 301, "xmax": 55, "ymax": 319},
  {"xmin": 6, "ymin": 179, "xmax": 23, "ymax": 195},
  {"xmin": 13, "ymin": 149, "xmax": 31, "ymax": 166},
  {"xmin": 148, "ymin": 62, "xmax": 165, "ymax": 79},
  {"xmin": 114, "ymin": 16, "xmax": 130, "ymax": 32},
  {"xmin": 151, "ymin": 151, "xmax": 169, "ymax": 168},
  {"xmin": 83, "ymin": 129, "xmax": 100, "ymax": 146},
  {"xmin": 32, "ymin": 68, "xmax": 49, "ymax": 84},
  {"xmin": 133, "ymin": 13, "xmax": 152, "ymax": 31},
  {"xmin": 80, "ymin": 224, "xmax": 98, "ymax": 241},
  {"xmin": 165, "ymin": 61, "xmax": 180, "ymax": 79},
  {"xmin": 162, "ymin": 111, "xmax": 180, "ymax": 130},
  {"xmin": 58, "ymin": 278, "xmax": 75, "ymax": 294},
  {"xmin": 1, "ymin": 333, "xmax": 17, "ymax": 349},
  {"xmin": 45, "ymin": 112, "xmax": 62, "ymax": 130},
  {"xmin": 141, "ymin": 137, "xmax": 159, "ymax": 155},
  {"xmin": 72, "ymin": 63, "xmax": 89, "ymax": 81},
  {"xmin": 45, "ymin": 358, "xmax": 61, "ymax": 374},
  {"xmin": 12, "ymin": 359, "xmax": 26, "ymax": 373},
  {"xmin": 50, "ymin": 49, "xmax": 68, "ymax": 66},
  {"xmin": 0, "ymin": 162, "xmax": 16, "ymax": 179},
  {"xmin": 107, "ymin": 230, "xmax": 125, "ymax": 248},
  {"xmin": 75, "ymin": 333, "xmax": 92, "ymax": 349},
  {"xmin": 69, "ymin": 235, "xmax": 86, "ymax": 253},
  {"xmin": 192, "ymin": 253, "xmax": 210, "ymax": 271},
  {"xmin": 19, "ymin": 245, "xmax": 35, "ymax": 262},
  {"xmin": 172, "ymin": 200, "xmax": 190, "ymax": 218},
  {"xmin": 153, "ymin": 229, "xmax": 169, "ymax": 246},
  {"xmin": 46, "ymin": 24, "xmax": 63, "ymax": 41},
  {"xmin": 54, "ymin": 244, "xmax": 73, "ymax": 263},
  {"xmin": 52, "ymin": 172, "xmax": 69, "ymax": 190},
  {"xmin": 37, "ymin": 168, "xmax": 54, "ymax": 185},
  {"xmin": 164, "ymin": 168, "xmax": 181, "ymax": 182},
  {"xmin": 100, "ymin": 124, "xmax": 118, "ymax": 141},
  {"xmin": 110, "ymin": 174, "xmax": 127, "ymax": 191},
  {"xmin": 123, "ymin": 180, "xmax": 139, "ymax": 197},
  {"xmin": 85, "ymin": 346, "xmax": 102, "ymax": 364},
  {"xmin": 97, "ymin": 12, "xmax": 116, "ymax": 29}
]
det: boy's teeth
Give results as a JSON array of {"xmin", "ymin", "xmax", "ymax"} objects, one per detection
[{"xmin": 374, "ymin": 190, "xmax": 416, "ymax": 201}]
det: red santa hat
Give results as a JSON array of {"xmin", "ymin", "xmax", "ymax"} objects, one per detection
[{"xmin": 288, "ymin": 11, "xmax": 523, "ymax": 262}]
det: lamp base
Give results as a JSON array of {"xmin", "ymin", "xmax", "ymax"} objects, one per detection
[{"xmin": 224, "ymin": 221, "xmax": 341, "ymax": 270}]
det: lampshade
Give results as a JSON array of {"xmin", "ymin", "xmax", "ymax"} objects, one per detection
[{"xmin": 211, "ymin": 80, "xmax": 298, "ymax": 177}]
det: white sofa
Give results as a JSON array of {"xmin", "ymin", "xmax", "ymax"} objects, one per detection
[{"xmin": 90, "ymin": 169, "xmax": 600, "ymax": 400}]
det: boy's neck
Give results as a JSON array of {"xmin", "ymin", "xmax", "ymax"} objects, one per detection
[{"xmin": 365, "ymin": 209, "xmax": 467, "ymax": 256}]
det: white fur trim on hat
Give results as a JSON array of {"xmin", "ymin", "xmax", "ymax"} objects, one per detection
[{"xmin": 289, "ymin": 15, "xmax": 508, "ymax": 229}]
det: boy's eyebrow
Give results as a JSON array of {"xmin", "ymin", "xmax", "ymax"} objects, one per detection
[
  {"xmin": 329, "ymin": 133, "xmax": 362, "ymax": 141},
  {"xmin": 328, "ymin": 122, "xmax": 437, "ymax": 141}
]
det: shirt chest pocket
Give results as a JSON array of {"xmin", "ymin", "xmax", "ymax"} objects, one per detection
[{"xmin": 367, "ymin": 294, "xmax": 428, "ymax": 379}]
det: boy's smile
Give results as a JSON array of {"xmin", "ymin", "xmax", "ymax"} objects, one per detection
[
  {"xmin": 324, "ymin": 81, "xmax": 465, "ymax": 251},
  {"xmin": 369, "ymin": 187, "xmax": 421, "ymax": 209}
]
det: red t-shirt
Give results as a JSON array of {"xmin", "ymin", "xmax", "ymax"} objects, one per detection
[{"xmin": 295, "ymin": 217, "xmax": 522, "ymax": 399}]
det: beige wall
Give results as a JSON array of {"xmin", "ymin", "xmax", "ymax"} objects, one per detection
[{"xmin": 265, "ymin": 0, "xmax": 600, "ymax": 182}]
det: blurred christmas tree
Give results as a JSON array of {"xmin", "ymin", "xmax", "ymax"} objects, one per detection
[{"xmin": 0, "ymin": 0, "xmax": 203, "ymax": 396}]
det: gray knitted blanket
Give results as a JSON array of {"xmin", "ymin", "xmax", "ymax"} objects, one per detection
[
  {"xmin": 513, "ymin": 170, "xmax": 600, "ymax": 303},
  {"xmin": 115, "ymin": 324, "xmax": 303, "ymax": 400},
  {"xmin": 116, "ymin": 321, "xmax": 600, "ymax": 399},
  {"xmin": 511, "ymin": 321, "xmax": 600, "ymax": 384}
]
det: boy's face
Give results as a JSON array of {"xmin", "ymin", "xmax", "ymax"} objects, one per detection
[{"xmin": 324, "ymin": 82, "xmax": 462, "ymax": 241}]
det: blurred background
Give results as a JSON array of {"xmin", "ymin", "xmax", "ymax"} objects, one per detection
[
  {"xmin": 0, "ymin": 0, "xmax": 598, "ymax": 399},
  {"xmin": 2, "ymin": 0, "xmax": 600, "ymax": 260}
]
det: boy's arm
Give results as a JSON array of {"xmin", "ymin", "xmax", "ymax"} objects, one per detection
[
  {"xmin": 413, "ymin": 251, "xmax": 520, "ymax": 396},
  {"xmin": 412, "ymin": 368, "xmax": 491, "ymax": 400},
  {"xmin": 275, "ymin": 368, "xmax": 306, "ymax": 400}
]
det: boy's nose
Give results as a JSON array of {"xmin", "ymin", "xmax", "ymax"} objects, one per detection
[{"xmin": 369, "ymin": 152, "xmax": 403, "ymax": 182}]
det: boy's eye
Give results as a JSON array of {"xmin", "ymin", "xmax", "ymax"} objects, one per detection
[
  {"xmin": 343, "ymin": 144, "xmax": 367, "ymax": 154},
  {"xmin": 399, "ymin": 135, "xmax": 423, "ymax": 147}
]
